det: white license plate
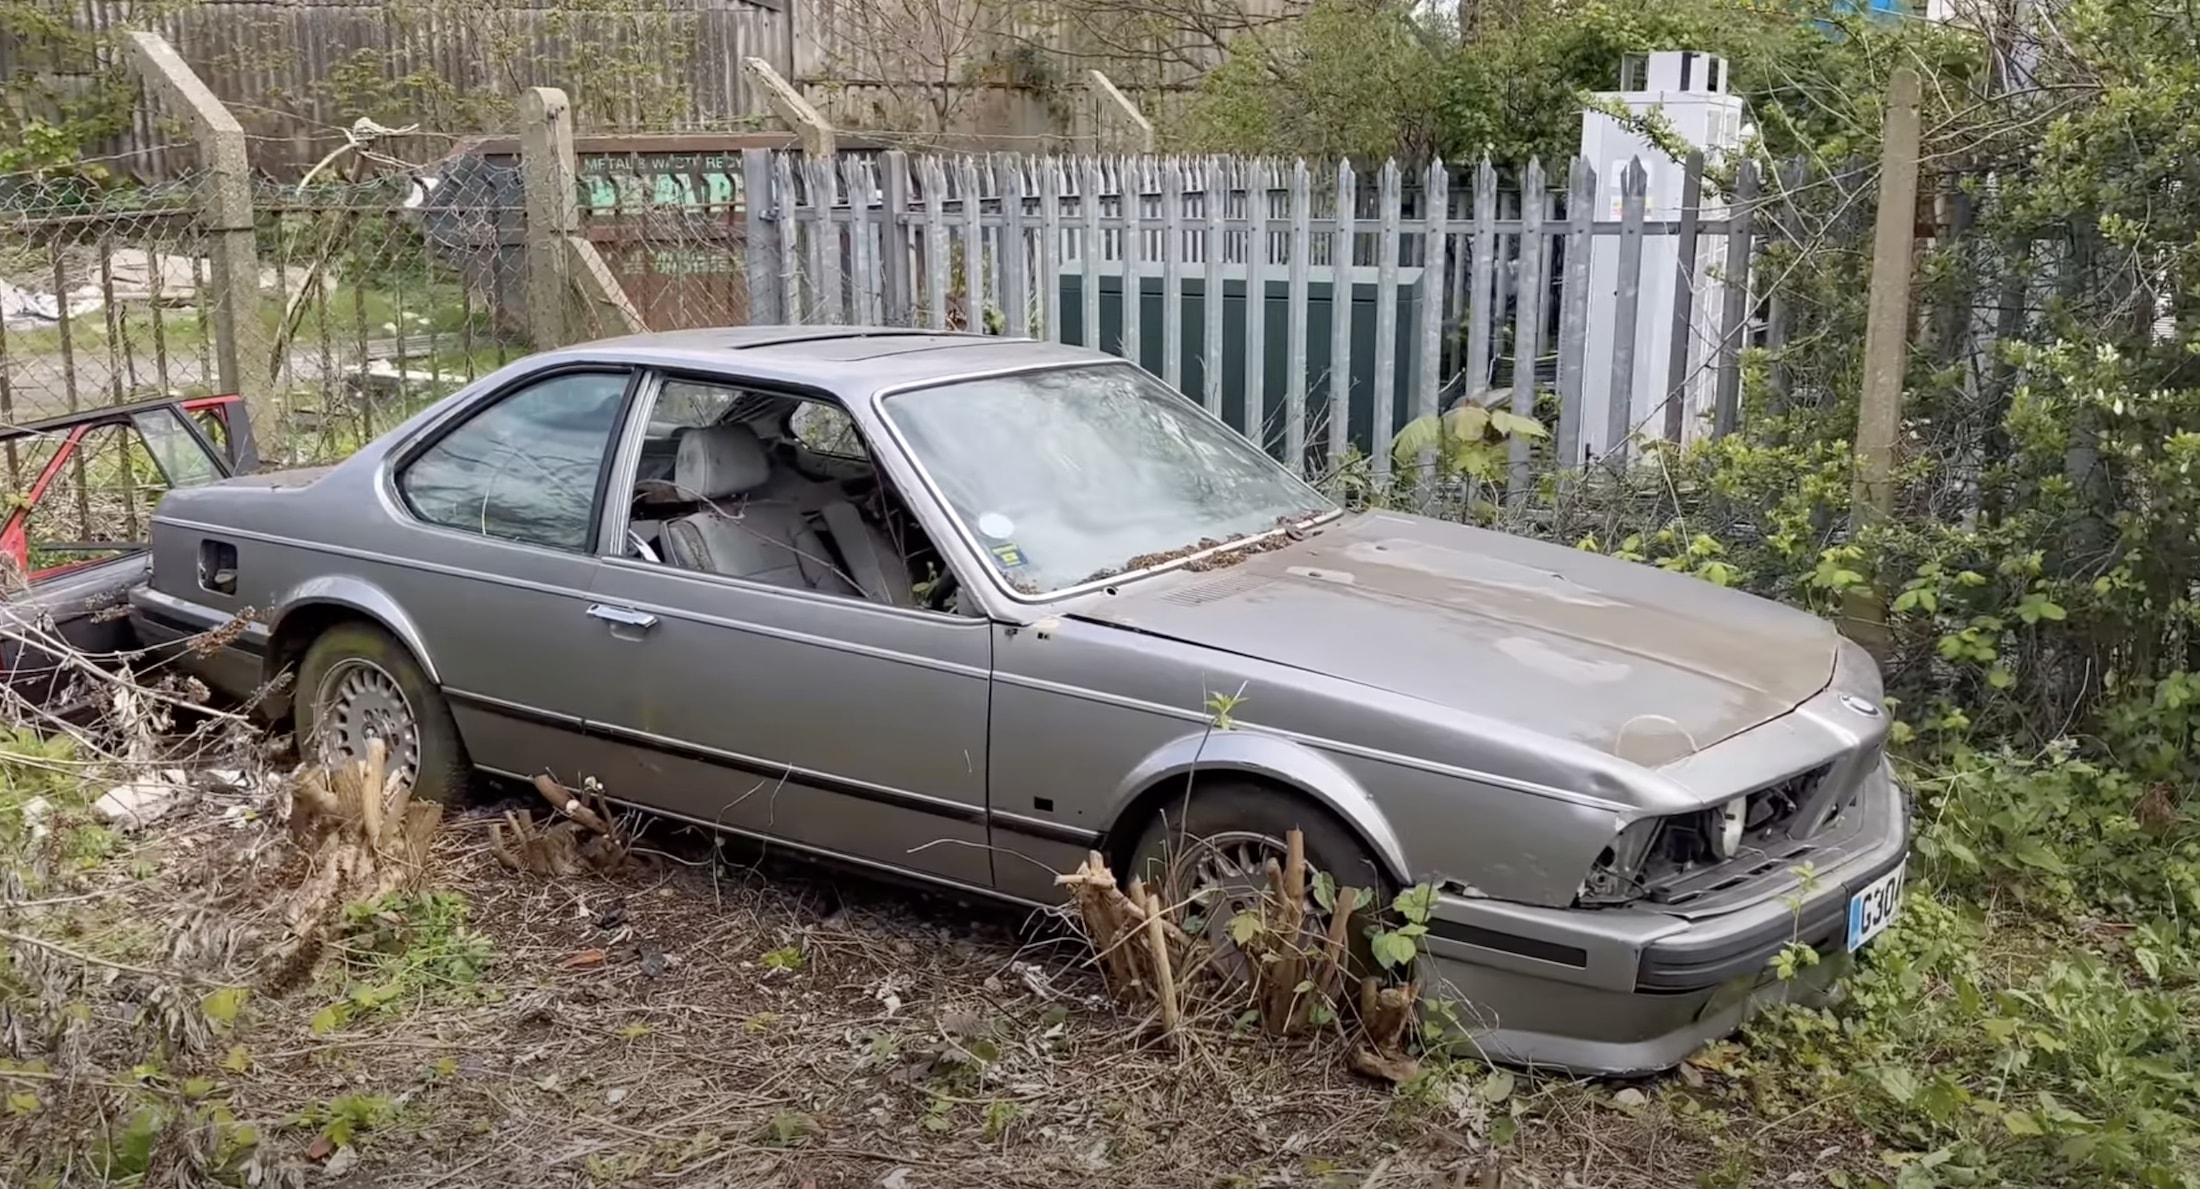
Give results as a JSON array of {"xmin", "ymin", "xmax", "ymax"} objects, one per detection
[{"xmin": 1845, "ymin": 863, "xmax": 1905, "ymax": 953}]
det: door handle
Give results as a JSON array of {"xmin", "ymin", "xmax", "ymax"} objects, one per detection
[{"xmin": 586, "ymin": 603, "xmax": 658, "ymax": 630}]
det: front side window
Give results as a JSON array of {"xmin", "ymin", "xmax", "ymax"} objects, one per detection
[
  {"xmin": 881, "ymin": 364, "xmax": 1333, "ymax": 596},
  {"xmin": 397, "ymin": 370, "xmax": 629, "ymax": 551}
]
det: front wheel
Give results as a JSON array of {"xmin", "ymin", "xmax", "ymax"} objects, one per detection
[
  {"xmin": 1125, "ymin": 780, "xmax": 1394, "ymax": 981},
  {"xmin": 294, "ymin": 620, "xmax": 471, "ymax": 806}
]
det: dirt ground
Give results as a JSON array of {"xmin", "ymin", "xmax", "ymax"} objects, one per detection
[{"xmin": 1, "ymin": 762, "xmax": 1882, "ymax": 1189}]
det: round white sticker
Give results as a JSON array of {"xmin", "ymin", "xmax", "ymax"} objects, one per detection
[{"xmin": 976, "ymin": 513, "xmax": 1015, "ymax": 538}]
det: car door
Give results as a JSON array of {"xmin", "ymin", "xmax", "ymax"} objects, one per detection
[
  {"xmin": 375, "ymin": 366, "xmax": 639, "ymax": 784},
  {"xmin": 578, "ymin": 372, "xmax": 996, "ymax": 891}
]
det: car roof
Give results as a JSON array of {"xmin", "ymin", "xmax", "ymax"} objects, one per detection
[{"xmin": 535, "ymin": 326, "xmax": 1114, "ymax": 393}]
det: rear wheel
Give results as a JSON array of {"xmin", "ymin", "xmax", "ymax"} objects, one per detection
[
  {"xmin": 294, "ymin": 621, "xmax": 470, "ymax": 806},
  {"xmin": 1125, "ymin": 779, "xmax": 1393, "ymax": 981}
]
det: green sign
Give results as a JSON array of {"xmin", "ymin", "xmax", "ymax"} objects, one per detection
[
  {"xmin": 647, "ymin": 250, "xmax": 739, "ymax": 276},
  {"xmin": 579, "ymin": 153, "xmax": 742, "ymax": 212}
]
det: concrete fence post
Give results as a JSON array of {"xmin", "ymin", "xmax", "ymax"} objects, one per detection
[
  {"xmin": 1087, "ymin": 71, "xmax": 1155, "ymax": 155},
  {"xmin": 1844, "ymin": 67, "xmax": 1924, "ymax": 661},
  {"xmin": 743, "ymin": 58, "xmax": 835, "ymax": 157},
  {"xmin": 124, "ymin": 32, "xmax": 270, "ymax": 427},
  {"xmin": 519, "ymin": 87, "xmax": 579, "ymax": 350}
]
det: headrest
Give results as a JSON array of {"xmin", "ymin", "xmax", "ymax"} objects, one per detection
[{"xmin": 675, "ymin": 422, "xmax": 770, "ymax": 500}]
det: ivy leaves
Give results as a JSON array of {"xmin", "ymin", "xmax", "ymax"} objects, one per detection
[{"xmin": 1369, "ymin": 884, "xmax": 1437, "ymax": 972}]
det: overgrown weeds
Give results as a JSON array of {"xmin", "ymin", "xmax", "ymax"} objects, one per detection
[
  {"xmin": 0, "ymin": 726, "xmax": 115, "ymax": 884},
  {"xmin": 315, "ymin": 889, "xmax": 496, "ymax": 1030},
  {"xmin": 3, "ymin": 657, "xmax": 1879, "ymax": 1187},
  {"xmin": 1406, "ymin": 420, "xmax": 2200, "ymax": 1185},
  {"xmin": 1, "ymin": 686, "xmax": 291, "ymax": 1187},
  {"xmin": 1056, "ymin": 837, "xmax": 1457, "ymax": 1090}
]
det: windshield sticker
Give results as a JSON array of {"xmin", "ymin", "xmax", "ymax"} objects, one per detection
[
  {"xmin": 989, "ymin": 542, "xmax": 1030, "ymax": 569},
  {"xmin": 976, "ymin": 512, "xmax": 1015, "ymax": 538}
]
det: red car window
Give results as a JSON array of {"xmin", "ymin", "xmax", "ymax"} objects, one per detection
[{"xmin": 2, "ymin": 397, "xmax": 242, "ymax": 581}]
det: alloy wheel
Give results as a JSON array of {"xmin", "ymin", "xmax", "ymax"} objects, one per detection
[
  {"xmin": 312, "ymin": 657, "xmax": 421, "ymax": 791},
  {"xmin": 1164, "ymin": 829, "xmax": 1326, "ymax": 982}
]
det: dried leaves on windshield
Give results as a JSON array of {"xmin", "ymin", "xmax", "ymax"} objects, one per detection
[{"xmin": 1085, "ymin": 510, "xmax": 1324, "ymax": 586}]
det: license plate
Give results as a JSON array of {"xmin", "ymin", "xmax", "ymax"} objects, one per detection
[{"xmin": 1845, "ymin": 863, "xmax": 1905, "ymax": 953}]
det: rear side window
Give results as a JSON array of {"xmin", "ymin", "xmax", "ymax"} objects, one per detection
[
  {"xmin": 397, "ymin": 371, "xmax": 629, "ymax": 551},
  {"xmin": 134, "ymin": 408, "xmax": 220, "ymax": 489},
  {"xmin": 194, "ymin": 408, "xmax": 232, "ymax": 461},
  {"xmin": 790, "ymin": 401, "xmax": 868, "ymax": 461}
]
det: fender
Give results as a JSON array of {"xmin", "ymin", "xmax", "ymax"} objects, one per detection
[
  {"xmin": 1107, "ymin": 728, "xmax": 1411, "ymax": 884},
  {"xmin": 267, "ymin": 575, "xmax": 442, "ymax": 685}
]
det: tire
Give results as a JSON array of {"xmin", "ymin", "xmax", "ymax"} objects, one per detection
[
  {"xmin": 1126, "ymin": 778, "xmax": 1395, "ymax": 980},
  {"xmin": 294, "ymin": 620, "xmax": 471, "ymax": 806}
]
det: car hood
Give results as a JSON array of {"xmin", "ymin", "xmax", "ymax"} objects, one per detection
[{"xmin": 1069, "ymin": 511, "xmax": 1839, "ymax": 760}]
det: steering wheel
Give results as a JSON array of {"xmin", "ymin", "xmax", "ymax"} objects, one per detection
[{"xmin": 918, "ymin": 565, "xmax": 961, "ymax": 613}]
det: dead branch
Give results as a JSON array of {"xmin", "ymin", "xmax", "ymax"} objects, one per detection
[
  {"xmin": 1055, "ymin": 851, "xmax": 1153, "ymax": 1003},
  {"xmin": 0, "ymin": 927, "xmax": 234, "ymax": 987},
  {"xmin": 530, "ymin": 773, "xmax": 618, "ymax": 837},
  {"xmin": 490, "ymin": 774, "xmax": 630, "ymax": 876},
  {"xmin": 1351, "ymin": 975, "xmax": 1423, "ymax": 1085},
  {"xmin": 262, "ymin": 739, "xmax": 442, "ymax": 992},
  {"xmin": 1258, "ymin": 830, "xmax": 1309, "ymax": 1032},
  {"xmin": 1130, "ymin": 876, "xmax": 1181, "ymax": 1040},
  {"xmin": 1315, "ymin": 884, "xmax": 1359, "ymax": 1000},
  {"xmin": 0, "ymin": 614, "xmax": 250, "ymax": 750},
  {"xmin": 490, "ymin": 811, "xmax": 582, "ymax": 876},
  {"xmin": 1055, "ymin": 828, "xmax": 1428, "ymax": 1081}
]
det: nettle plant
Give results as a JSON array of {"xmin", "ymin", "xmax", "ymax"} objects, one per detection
[{"xmin": 1387, "ymin": 401, "xmax": 1552, "ymax": 482}]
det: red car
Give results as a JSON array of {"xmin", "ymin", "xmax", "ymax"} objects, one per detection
[{"xmin": 1, "ymin": 393, "xmax": 256, "ymax": 717}]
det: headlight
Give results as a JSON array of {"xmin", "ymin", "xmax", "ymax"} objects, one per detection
[
  {"xmin": 1580, "ymin": 817, "xmax": 1664, "ymax": 905},
  {"xmin": 1581, "ymin": 798, "xmax": 1755, "ymax": 906},
  {"xmin": 1713, "ymin": 795, "xmax": 1747, "ymax": 859}
]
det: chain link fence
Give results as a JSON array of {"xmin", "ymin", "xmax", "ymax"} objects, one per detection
[
  {"xmin": 3, "ymin": 172, "xmax": 221, "ymax": 565},
  {"xmin": 258, "ymin": 173, "xmax": 526, "ymax": 464},
  {"xmin": 2, "ymin": 174, "xmax": 219, "ymax": 430},
  {"xmin": 3, "ymin": 164, "xmax": 532, "ymax": 556}
]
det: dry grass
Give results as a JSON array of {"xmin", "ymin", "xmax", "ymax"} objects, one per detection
[
  {"xmin": 1, "ymin": 759, "xmax": 1889, "ymax": 1189},
  {"xmin": 0, "ymin": 611, "xmax": 1880, "ymax": 1189}
]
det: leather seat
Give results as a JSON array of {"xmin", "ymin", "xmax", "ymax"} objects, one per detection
[
  {"xmin": 660, "ymin": 423, "xmax": 859, "ymax": 596},
  {"xmin": 817, "ymin": 499, "xmax": 916, "ymax": 607}
]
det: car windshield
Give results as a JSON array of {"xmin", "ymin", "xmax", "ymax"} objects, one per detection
[{"xmin": 881, "ymin": 363, "xmax": 1334, "ymax": 596}]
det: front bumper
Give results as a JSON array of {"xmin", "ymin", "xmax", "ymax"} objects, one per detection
[{"xmin": 1419, "ymin": 760, "xmax": 1911, "ymax": 1075}]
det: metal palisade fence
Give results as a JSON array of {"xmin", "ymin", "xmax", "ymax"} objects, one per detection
[
  {"xmin": 4, "ymin": 145, "xmax": 1791, "ymax": 502},
  {"xmin": 741, "ymin": 151, "xmax": 1773, "ymax": 489}
]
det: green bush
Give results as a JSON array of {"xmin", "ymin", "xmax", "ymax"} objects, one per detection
[
  {"xmin": 1751, "ymin": 884, "xmax": 2198, "ymax": 1187},
  {"xmin": 1539, "ymin": 407, "xmax": 2200, "ymax": 1186}
]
